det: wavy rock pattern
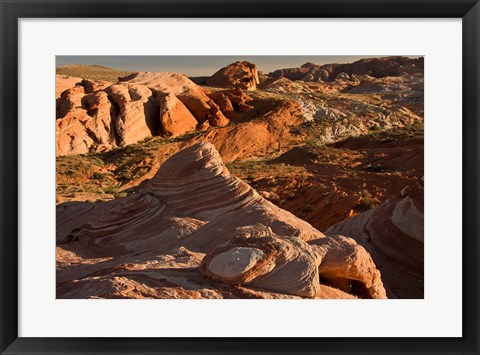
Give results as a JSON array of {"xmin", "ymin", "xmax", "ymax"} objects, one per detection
[
  {"xmin": 325, "ymin": 184, "xmax": 424, "ymax": 298},
  {"xmin": 56, "ymin": 143, "xmax": 387, "ymax": 299},
  {"xmin": 310, "ymin": 235, "xmax": 387, "ymax": 299}
]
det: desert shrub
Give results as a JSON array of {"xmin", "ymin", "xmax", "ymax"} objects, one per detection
[
  {"xmin": 366, "ymin": 165, "xmax": 392, "ymax": 173},
  {"xmin": 358, "ymin": 196, "xmax": 376, "ymax": 210},
  {"xmin": 298, "ymin": 172, "xmax": 308, "ymax": 180},
  {"xmin": 113, "ymin": 191, "xmax": 127, "ymax": 199},
  {"xmin": 289, "ymin": 126, "xmax": 302, "ymax": 135},
  {"xmin": 64, "ymin": 169, "xmax": 76, "ymax": 176},
  {"xmin": 118, "ymin": 170, "xmax": 133, "ymax": 180},
  {"xmin": 103, "ymin": 185, "xmax": 118, "ymax": 194},
  {"xmin": 92, "ymin": 172, "xmax": 106, "ymax": 180}
]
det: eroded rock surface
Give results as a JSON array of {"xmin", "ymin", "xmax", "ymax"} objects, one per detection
[
  {"xmin": 207, "ymin": 61, "xmax": 259, "ymax": 90},
  {"xmin": 55, "ymin": 72, "xmax": 231, "ymax": 156},
  {"xmin": 325, "ymin": 184, "xmax": 424, "ymax": 298},
  {"xmin": 269, "ymin": 56, "xmax": 424, "ymax": 82},
  {"xmin": 56, "ymin": 143, "xmax": 387, "ymax": 299},
  {"xmin": 56, "ymin": 75, "xmax": 82, "ymax": 99}
]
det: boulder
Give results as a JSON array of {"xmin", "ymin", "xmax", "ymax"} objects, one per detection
[
  {"xmin": 158, "ymin": 93, "xmax": 198, "ymax": 137},
  {"xmin": 325, "ymin": 184, "xmax": 424, "ymax": 298},
  {"xmin": 105, "ymin": 84, "xmax": 159, "ymax": 146},
  {"xmin": 207, "ymin": 61, "xmax": 259, "ymax": 90}
]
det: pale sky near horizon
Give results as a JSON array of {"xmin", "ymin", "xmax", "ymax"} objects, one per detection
[{"xmin": 56, "ymin": 55, "xmax": 421, "ymax": 77}]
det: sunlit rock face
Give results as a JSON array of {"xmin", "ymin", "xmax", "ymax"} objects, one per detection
[
  {"xmin": 325, "ymin": 184, "xmax": 424, "ymax": 298},
  {"xmin": 56, "ymin": 142, "xmax": 387, "ymax": 299},
  {"xmin": 55, "ymin": 73, "xmax": 230, "ymax": 156},
  {"xmin": 207, "ymin": 61, "xmax": 260, "ymax": 91},
  {"xmin": 269, "ymin": 56, "xmax": 424, "ymax": 82}
]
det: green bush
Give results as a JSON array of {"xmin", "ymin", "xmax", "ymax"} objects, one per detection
[
  {"xmin": 113, "ymin": 191, "xmax": 127, "ymax": 199},
  {"xmin": 103, "ymin": 186, "xmax": 118, "ymax": 194}
]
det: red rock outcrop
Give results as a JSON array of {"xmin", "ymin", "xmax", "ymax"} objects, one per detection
[
  {"xmin": 269, "ymin": 56, "xmax": 424, "ymax": 82},
  {"xmin": 207, "ymin": 89, "xmax": 254, "ymax": 115},
  {"xmin": 56, "ymin": 85, "xmax": 118, "ymax": 156},
  {"xmin": 187, "ymin": 99, "xmax": 305, "ymax": 162},
  {"xmin": 104, "ymin": 84, "xmax": 160, "ymax": 146},
  {"xmin": 207, "ymin": 61, "xmax": 259, "ymax": 90},
  {"xmin": 310, "ymin": 235, "xmax": 386, "ymax": 299},
  {"xmin": 119, "ymin": 72, "xmax": 229, "ymax": 127},
  {"xmin": 325, "ymin": 184, "xmax": 424, "ymax": 298},
  {"xmin": 56, "ymin": 75, "xmax": 82, "ymax": 98},
  {"xmin": 158, "ymin": 93, "xmax": 198, "ymax": 137},
  {"xmin": 56, "ymin": 143, "xmax": 387, "ymax": 299},
  {"xmin": 56, "ymin": 72, "xmax": 231, "ymax": 156}
]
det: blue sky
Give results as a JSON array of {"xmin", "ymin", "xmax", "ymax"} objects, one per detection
[{"xmin": 56, "ymin": 55, "xmax": 420, "ymax": 76}]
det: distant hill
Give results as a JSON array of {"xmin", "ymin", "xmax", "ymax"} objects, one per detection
[
  {"xmin": 56, "ymin": 64, "xmax": 133, "ymax": 82},
  {"xmin": 269, "ymin": 56, "xmax": 424, "ymax": 82}
]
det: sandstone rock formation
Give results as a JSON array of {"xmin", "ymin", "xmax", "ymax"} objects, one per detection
[
  {"xmin": 158, "ymin": 93, "xmax": 198, "ymax": 137},
  {"xmin": 56, "ymin": 58, "xmax": 424, "ymax": 299},
  {"xmin": 56, "ymin": 58, "xmax": 423, "ymax": 157},
  {"xmin": 186, "ymin": 99, "xmax": 304, "ymax": 162},
  {"xmin": 56, "ymin": 72, "xmax": 231, "ymax": 156},
  {"xmin": 56, "ymin": 143, "xmax": 387, "ymax": 299},
  {"xmin": 262, "ymin": 75, "xmax": 422, "ymax": 143},
  {"xmin": 104, "ymin": 84, "xmax": 160, "ymax": 146},
  {"xmin": 311, "ymin": 235, "xmax": 386, "ymax": 299},
  {"xmin": 207, "ymin": 61, "xmax": 259, "ymax": 90},
  {"xmin": 56, "ymin": 84, "xmax": 118, "ymax": 156},
  {"xmin": 56, "ymin": 75, "xmax": 82, "ymax": 98},
  {"xmin": 325, "ymin": 184, "xmax": 424, "ymax": 298},
  {"xmin": 207, "ymin": 88, "xmax": 254, "ymax": 115},
  {"xmin": 269, "ymin": 56, "xmax": 424, "ymax": 82},
  {"xmin": 119, "ymin": 72, "xmax": 229, "ymax": 127}
]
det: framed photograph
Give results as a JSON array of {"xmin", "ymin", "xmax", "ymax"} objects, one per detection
[{"xmin": 1, "ymin": 0, "xmax": 479, "ymax": 354}]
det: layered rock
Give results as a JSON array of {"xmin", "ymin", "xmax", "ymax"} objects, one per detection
[
  {"xmin": 269, "ymin": 56, "xmax": 424, "ymax": 82},
  {"xmin": 207, "ymin": 89, "xmax": 254, "ymax": 115},
  {"xmin": 158, "ymin": 93, "xmax": 198, "ymax": 137},
  {"xmin": 187, "ymin": 99, "xmax": 305, "ymax": 162},
  {"xmin": 56, "ymin": 75, "xmax": 82, "ymax": 99},
  {"xmin": 56, "ymin": 72, "xmax": 231, "ymax": 156},
  {"xmin": 56, "ymin": 143, "xmax": 387, "ymax": 299},
  {"xmin": 263, "ymin": 76, "xmax": 422, "ymax": 141},
  {"xmin": 119, "ymin": 72, "xmax": 229, "ymax": 127},
  {"xmin": 56, "ymin": 85, "xmax": 118, "ymax": 156},
  {"xmin": 310, "ymin": 235, "xmax": 386, "ymax": 299},
  {"xmin": 325, "ymin": 184, "xmax": 424, "ymax": 298},
  {"xmin": 104, "ymin": 84, "xmax": 160, "ymax": 146},
  {"xmin": 207, "ymin": 61, "xmax": 259, "ymax": 90}
]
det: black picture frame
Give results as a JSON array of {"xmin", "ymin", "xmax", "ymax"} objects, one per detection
[{"xmin": 1, "ymin": 0, "xmax": 479, "ymax": 354}]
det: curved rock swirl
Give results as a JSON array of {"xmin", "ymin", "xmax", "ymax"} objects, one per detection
[
  {"xmin": 325, "ymin": 184, "xmax": 423, "ymax": 298},
  {"xmin": 56, "ymin": 142, "xmax": 387, "ymax": 299}
]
